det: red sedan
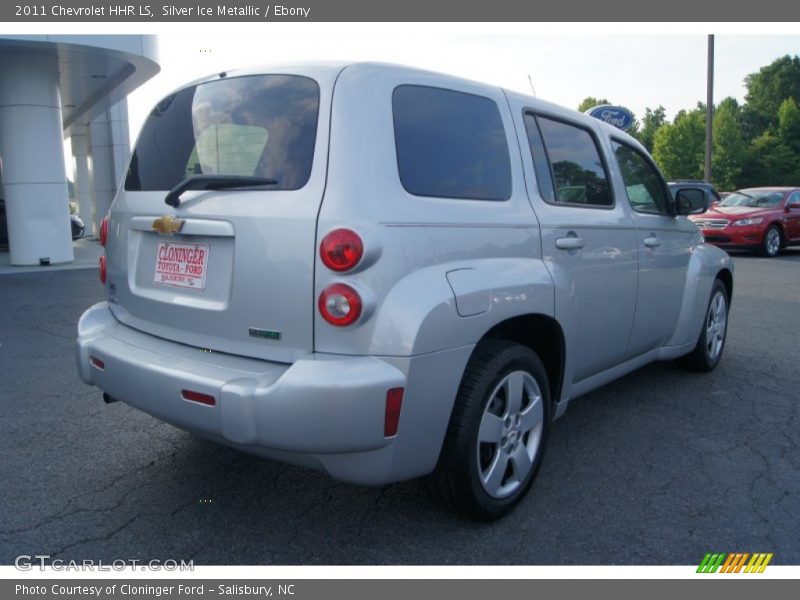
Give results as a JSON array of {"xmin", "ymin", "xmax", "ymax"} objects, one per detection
[{"xmin": 689, "ymin": 187, "xmax": 800, "ymax": 257}]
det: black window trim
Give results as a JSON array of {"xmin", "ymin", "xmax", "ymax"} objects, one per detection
[
  {"xmin": 522, "ymin": 108, "xmax": 616, "ymax": 211},
  {"xmin": 522, "ymin": 111, "xmax": 557, "ymax": 205},
  {"xmin": 392, "ymin": 83, "xmax": 513, "ymax": 202},
  {"xmin": 610, "ymin": 136, "xmax": 675, "ymax": 217}
]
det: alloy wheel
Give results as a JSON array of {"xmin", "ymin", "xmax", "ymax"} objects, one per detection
[
  {"xmin": 477, "ymin": 370, "xmax": 544, "ymax": 499},
  {"xmin": 705, "ymin": 290, "xmax": 727, "ymax": 361},
  {"xmin": 765, "ymin": 228, "xmax": 780, "ymax": 256}
]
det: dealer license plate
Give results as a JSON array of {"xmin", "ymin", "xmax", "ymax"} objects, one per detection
[{"xmin": 154, "ymin": 241, "xmax": 209, "ymax": 290}]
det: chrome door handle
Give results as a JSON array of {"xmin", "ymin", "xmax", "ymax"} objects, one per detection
[
  {"xmin": 644, "ymin": 236, "xmax": 661, "ymax": 248},
  {"xmin": 555, "ymin": 237, "xmax": 585, "ymax": 250}
]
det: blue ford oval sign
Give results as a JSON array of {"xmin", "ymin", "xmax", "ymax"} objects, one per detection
[{"xmin": 587, "ymin": 105, "xmax": 635, "ymax": 131}]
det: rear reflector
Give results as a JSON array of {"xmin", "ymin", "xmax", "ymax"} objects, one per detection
[
  {"xmin": 89, "ymin": 356, "xmax": 105, "ymax": 370},
  {"xmin": 384, "ymin": 387, "xmax": 404, "ymax": 437},
  {"xmin": 99, "ymin": 255, "xmax": 107, "ymax": 284},
  {"xmin": 181, "ymin": 389, "xmax": 216, "ymax": 406},
  {"xmin": 99, "ymin": 216, "xmax": 109, "ymax": 247}
]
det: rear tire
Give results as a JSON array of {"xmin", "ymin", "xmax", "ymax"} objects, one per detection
[
  {"xmin": 427, "ymin": 340, "xmax": 551, "ymax": 521},
  {"xmin": 677, "ymin": 279, "xmax": 729, "ymax": 372}
]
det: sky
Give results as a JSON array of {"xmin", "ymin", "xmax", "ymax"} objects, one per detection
[{"xmin": 125, "ymin": 24, "xmax": 800, "ymax": 142}]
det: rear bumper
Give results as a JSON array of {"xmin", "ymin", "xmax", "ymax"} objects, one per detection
[{"xmin": 76, "ymin": 303, "xmax": 470, "ymax": 485}]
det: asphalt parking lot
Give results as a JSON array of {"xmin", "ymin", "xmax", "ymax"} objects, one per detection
[{"xmin": 1, "ymin": 249, "xmax": 798, "ymax": 566}]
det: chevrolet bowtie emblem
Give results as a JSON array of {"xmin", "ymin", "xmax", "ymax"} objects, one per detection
[{"xmin": 152, "ymin": 215, "xmax": 184, "ymax": 235}]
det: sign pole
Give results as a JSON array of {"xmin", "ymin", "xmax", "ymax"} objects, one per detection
[{"xmin": 704, "ymin": 34, "xmax": 714, "ymax": 183}]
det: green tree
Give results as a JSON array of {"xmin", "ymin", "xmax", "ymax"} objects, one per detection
[
  {"xmin": 777, "ymin": 97, "xmax": 800, "ymax": 154},
  {"xmin": 577, "ymin": 97, "xmax": 610, "ymax": 113},
  {"xmin": 711, "ymin": 98, "xmax": 746, "ymax": 190},
  {"xmin": 742, "ymin": 55, "xmax": 800, "ymax": 140},
  {"xmin": 743, "ymin": 131, "xmax": 800, "ymax": 186},
  {"xmin": 636, "ymin": 105, "xmax": 667, "ymax": 152},
  {"xmin": 652, "ymin": 108, "xmax": 705, "ymax": 180}
]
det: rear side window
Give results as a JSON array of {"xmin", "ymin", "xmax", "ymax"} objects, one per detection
[
  {"xmin": 392, "ymin": 85, "xmax": 512, "ymax": 201},
  {"xmin": 528, "ymin": 115, "xmax": 613, "ymax": 207},
  {"xmin": 125, "ymin": 75, "xmax": 320, "ymax": 192}
]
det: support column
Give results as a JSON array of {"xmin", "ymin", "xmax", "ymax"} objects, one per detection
[
  {"xmin": 89, "ymin": 99, "xmax": 130, "ymax": 234},
  {"xmin": 108, "ymin": 99, "xmax": 131, "ymax": 185},
  {"xmin": 0, "ymin": 51, "xmax": 73, "ymax": 265},
  {"xmin": 89, "ymin": 113, "xmax": 114, "ymax": 235},
  {"xmin": 71, "ymin": 131, "xmax": 95, "ymax": 237}
]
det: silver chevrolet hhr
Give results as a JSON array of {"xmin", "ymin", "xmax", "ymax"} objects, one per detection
[{"xmin": 76, "ymin": 63, "xmax": 733, "ymax": 520}]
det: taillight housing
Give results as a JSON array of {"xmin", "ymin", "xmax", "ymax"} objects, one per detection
[
  {"xmin": 320, "ymin": 228, "xmax": 363, "ymax": 272},
  {"xmin": 99, "ymin": 255, "xmax": 107, "ymax": 284},
  {"xmin": 99, "ymin": 215, "xmax": 109, "ymax": 247},
  {"xmin": 318, "ymin": 283, "xmax": 362, "ymax": 326}
]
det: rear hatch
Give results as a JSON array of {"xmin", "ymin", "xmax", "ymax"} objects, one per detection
[{"xmin": 106, "ymin": 68, "xmax": 338, "ymax": 363}]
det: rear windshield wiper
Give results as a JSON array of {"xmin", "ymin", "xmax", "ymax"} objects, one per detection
[{"xmin": 164, "ymin": 175, "xmax": 279, "ymax": 207}]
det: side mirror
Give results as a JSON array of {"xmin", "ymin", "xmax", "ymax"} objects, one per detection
[
  {"xmin": 786, "ymin": 202, "xmax": 800, "ymax": 212},
  {"xmin": 675, "ymin": 188, "xmax": 708, "ymax": 215}
]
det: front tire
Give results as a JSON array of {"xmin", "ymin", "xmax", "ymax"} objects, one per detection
[
  {"xmin": 677, "ymin": 279, "xmax": 729, "ymax": 372},
  {"xmin": 428, "ymin": 340, "xmax": 551, "ymax": 521},
  {"xmin": 760, "ymin": 225, "xmax": 781, "ymax": 257}
]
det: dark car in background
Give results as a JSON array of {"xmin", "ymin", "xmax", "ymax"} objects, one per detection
[
  {"xmin": 688, "ymin": 187, "xmax": 800, "ymax": 257},
  {"xmin": 669, "ymin": 180, "xmax": 722, "ymax": 207},
  {"xmin": 70, "ymin": 213, "xmax": 86, "ymax": 240}
]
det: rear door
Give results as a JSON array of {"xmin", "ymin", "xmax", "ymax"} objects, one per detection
[
  {"xmin": 106, "ymin": 68, "xmax": 339, "ymax": 363},
  {"xmin": 518, "ymin": 110, "xmax": 639, "ymax": 383}
]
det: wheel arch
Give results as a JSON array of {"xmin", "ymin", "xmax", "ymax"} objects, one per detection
[
  {"xmin": 770, "ymin": 220, "xmax": 786, "ymax": 235},
  {"xmin": 717, "ymin": 267, "xmax": 733, "ymax": 306},
  {"xmin": 477, "ymin": 313, "xmax": 566, "ymax": 411}
]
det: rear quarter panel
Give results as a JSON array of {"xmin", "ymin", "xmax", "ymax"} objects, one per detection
[{"xmin": 315, "ymin": 63, "xmax": 556, "ymax": 358}]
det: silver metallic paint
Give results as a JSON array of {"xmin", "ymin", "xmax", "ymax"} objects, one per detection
[{"xmin": 76, "ymin": 63, "xmax": 734, "ymax": 486}]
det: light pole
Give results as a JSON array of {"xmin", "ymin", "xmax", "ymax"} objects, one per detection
[{"xmin": 705, "ymin": 34, "xmax": 715, "ymax": 183}]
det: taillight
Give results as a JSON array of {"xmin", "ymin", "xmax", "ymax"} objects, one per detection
[
  {"xmin": 318, "ymin": 283, "xmax": 362, "ymax": 326},
  {"xmin": 99, "ymin": 255, "xmax": 107, "ymax": 284},
  {"xmin": 320, "ymin": 228, "xmax": 363, "ymax": 272},
  {"xmin": 100, "ymin": 216, "xmax": 109, "ymax": 247},
  {"xmin": 384, "ymin": 388, "xmax": 404, "ymax": 437}
]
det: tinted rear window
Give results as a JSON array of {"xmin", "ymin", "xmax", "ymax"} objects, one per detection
[
  {"xmin": 125, "ymin": 75, "xmax": 320, "ymax": 192},
  {"xmin": 392, "ymin": 85, "xmax": 511, "ymax": 201}
]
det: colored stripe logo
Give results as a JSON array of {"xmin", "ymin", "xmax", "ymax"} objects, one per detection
[{"xmin": 697, "ymin": 552, "xmax": 773, "ymax": 573}]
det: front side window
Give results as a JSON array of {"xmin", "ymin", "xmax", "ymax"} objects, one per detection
[
  {"xmin": 534, "ymin": 116, "xmax": 613, "ymax": 207},
  {"xmin": 125, "ymin": 75, "xmax": 320, "ymax": 192},
  {"xmin": 612, "ymin": 141, "xmax": 671, "ymax": 214},
  {"xmin": 392, "ymin": 85, "xmax": 512, "ymax": 201}
]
